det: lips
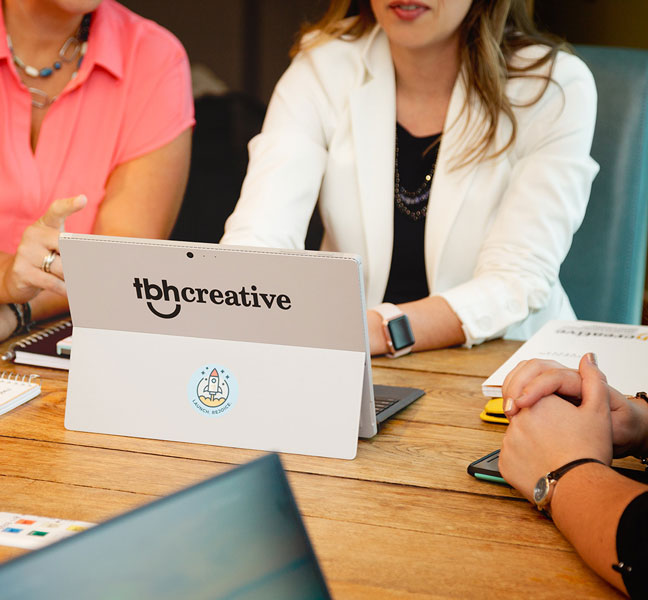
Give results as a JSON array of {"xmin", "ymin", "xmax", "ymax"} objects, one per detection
[{"xmin": 388, "ymin": 2, "xmax": 430, "ymax": 21}]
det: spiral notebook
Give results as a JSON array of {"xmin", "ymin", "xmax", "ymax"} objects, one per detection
[
  {"xmin": 0, "ymin": 372, "xmax": 41, "ymax": 416},
  {"xmin": 9, "ymin": 321, "xmax": 72, "ymax": 370}
]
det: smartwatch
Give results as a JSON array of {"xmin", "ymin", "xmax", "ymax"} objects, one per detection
[
  {"xmin": 533, "ymin": 458, "xmax": 604, "ymax": 512},
  {"xmin": 373, "ymin": 303, "xmax": 415, "ymax": 358}
]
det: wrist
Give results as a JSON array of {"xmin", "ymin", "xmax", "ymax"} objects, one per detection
[
  {"xmin": 632, "ymin": 393, "xmax": 648, "ymax": 460},
  {"xmin": 368, "ymin": 309, "xmax": 389, "ymax": 355},
  {"xmin": 533, "ymin": 458, "xmax": 607, "ymax": 515},
  {"xmin": 0, "ymin": 252, "xmax": 19, "ymax": 304},
  {"xmin": 550, "ymin": 461, "xmax": 609, "ymax": 517},
  {"xmin": 0, "ymin": 304, "xmax": 19, "ymax": 341},
  {"xmin": 372, "ymin": 303, "xmax": 415, "ymax": 358},
  {"xmin": 6, "ymin": 302, "xmax": 34, "ymax": 337}
]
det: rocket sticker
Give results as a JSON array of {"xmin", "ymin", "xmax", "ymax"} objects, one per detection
[{"xmin": 188, "ymin": 364, "xmax": 238, "ymax": 417}]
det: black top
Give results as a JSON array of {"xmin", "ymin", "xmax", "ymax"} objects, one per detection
[
  {"xmin": 616, "ymin": 490, "xmax": 648, "ymax": 598},
  {"xmin": 383, "ymin": 123, "xmax": 441, "ymax": 305}
]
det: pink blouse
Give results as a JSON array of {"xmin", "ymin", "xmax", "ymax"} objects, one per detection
[{"xmin": 0, "ymin": 0, "xmax": 195, "ymax": 253}]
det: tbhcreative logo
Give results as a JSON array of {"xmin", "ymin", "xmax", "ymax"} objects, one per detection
[
  {"xmin": 188, "ymin": 364, "xmax": 238, "ymax": 417},
  {"xmin": 133, "ymin": 278, "xmax": 292, "ymax": 319},
  {"xmin": 556, "ymin": 325, "xmax": 648, "ymax": 342}
]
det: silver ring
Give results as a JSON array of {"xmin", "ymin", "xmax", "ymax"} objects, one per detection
[{"xmin": 42, "ymin": 250, "xmax": 57, "ymax": 273}]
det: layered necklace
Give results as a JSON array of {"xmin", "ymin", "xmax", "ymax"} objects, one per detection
[
  {"xmin": 393, "ymin": 127, "xmax": 440, "ymax": 222},
  {"xmin": 6, "ymin": 12, "xmax": 92, "ymax": 108}
]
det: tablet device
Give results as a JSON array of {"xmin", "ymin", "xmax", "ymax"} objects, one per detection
[{"xmin": 60, "ymin": 234, "xmax": 424, "ymax": 459}]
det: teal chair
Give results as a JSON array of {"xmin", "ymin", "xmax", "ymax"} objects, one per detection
[{"xmin": 560, "ymin": 46, "xmax": 648, "ymax": 324}]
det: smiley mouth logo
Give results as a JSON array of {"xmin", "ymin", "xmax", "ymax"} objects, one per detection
[
  {"xmin": 188, "ymin": 364, "xmax": 238, "ymax": 417},
  {"xmin": 146, "ymin": 301, "xmax": 181, "ymax": 319}
]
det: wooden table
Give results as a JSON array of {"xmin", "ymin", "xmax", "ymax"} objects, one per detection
[{"xmin": 0, "ymin": 332, "xmax": 628, "ymax": 598}]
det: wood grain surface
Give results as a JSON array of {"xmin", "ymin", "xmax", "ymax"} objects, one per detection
[{"xmin": 0, "ymin": 325, "xmax": 629, "ymax": 598}]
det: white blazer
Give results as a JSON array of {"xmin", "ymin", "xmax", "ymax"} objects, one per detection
[{"xmin": 222, "ymin": 26, "xmax": 599, "ymax": 345}]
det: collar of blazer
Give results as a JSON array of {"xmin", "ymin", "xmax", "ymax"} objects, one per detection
[{"xmin": 349, "ymin": 26, "xmax": 489, "ymax": 301}]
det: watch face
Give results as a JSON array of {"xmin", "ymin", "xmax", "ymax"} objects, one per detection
[
  {"xmin": 387, "ymin": 315, "xmax": 415, "ymax": 351},
  {"xmin": 533, "ymin": 476, "xmax": 550, "ymax": 505}
]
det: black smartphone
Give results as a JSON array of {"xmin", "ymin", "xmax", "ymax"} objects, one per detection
[
  {"xmin": 468, "ymin": 449, "xmax": 648, "ymax": 485},
  {"xmin": 467, "ymin": 449, "xmax": 507, "ymax": 485}
]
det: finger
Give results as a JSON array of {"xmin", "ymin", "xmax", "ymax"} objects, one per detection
[
  {"xmin": 48, "ymin": 254, "xmax": 64, "ymax": 280},
  {"xmin": 503, "ymin": 396, "xmax": 520, "ymax": 418},
  {"xmin": 501, "ymin": 360, "xmax": 528, "ymax": 397},
  {"xmin": 12, "ymin": 236, "xmax": 65, "ymax": 293},
  {"xmin": 39, "ymin": 195, "xmax": 87, "ymax": 231},
  {"xmin": 578, "ymin": 353, "xmax": 610, "ymax": 414},
  {"xmin": 22, "ymin": 222, "xmax": 61, "ymax": 253},
  {"xmin": 501, "ymin": 358, "xmax": 566, "ymax": 401},
  {"xmin": 17, "ymin": 231, "xmax": 64, "ymax": 281},
  {"xmin": 514, "ymin": 369, "xmax": 583, "ymax": 409},
  {"xmin": 502, "ymin": 359, "xmax": 566, "ymax": 413},
  {"xmin": 20, "ymin": 266, "xmax": 67, "ymax": 297},
  {"xmin": 40, "ymin": 272, "xmax": 67, "ymax": 296},
  {"xmin": 502, "ymin": 361, "xmax": 530, "ymax": 418}
]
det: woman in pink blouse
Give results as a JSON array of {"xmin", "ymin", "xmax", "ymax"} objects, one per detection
[{"xmin": 0, "ymin": 0, "xmax": 195, "ymax": 341}]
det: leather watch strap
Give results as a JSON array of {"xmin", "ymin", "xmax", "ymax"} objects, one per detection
[{"xmin": 548, "ymin": 457, "xmax": 605, "ymax": 482}]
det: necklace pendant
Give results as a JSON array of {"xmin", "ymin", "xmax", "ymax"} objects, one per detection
[
  {"xmin": 28, "ymin": 88, "xmax": 52, "ymax": 109},
  {"xmin": 60, "ymin": 37, "xmax": 81, "ymax": 63}
]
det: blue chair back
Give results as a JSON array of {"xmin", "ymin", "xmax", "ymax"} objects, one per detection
[{"xmin": 560, "ymin": 46, "xmax": 648, "ymax": 324}]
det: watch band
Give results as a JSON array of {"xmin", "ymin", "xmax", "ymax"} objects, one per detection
[
  {"xmin": 548, "ymin": 457, "xmax": 605, "ymax": 482},
  {"xmin": 534, "ymin": 457, "xmax": 605, "ymax": 512},
  {"xmin": 373, "ymin": 303, "xmax": 403, "ymax": 321}
]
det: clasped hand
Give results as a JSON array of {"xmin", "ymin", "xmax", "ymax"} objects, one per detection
[
  {"xmin": 1, "ymin": 195, "xmax": 87, "ymax": 303},
  {"xmin": 502, "ymin": 356, "xmax": 648, "ymax": 459},
  {"xmin": 499, "ymin": 354, "xmax": 615, "ymax": 502}
]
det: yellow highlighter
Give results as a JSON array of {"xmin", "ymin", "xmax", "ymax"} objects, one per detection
[{"xmin": 479, "ymin": 397, "xmax": 509, "ymax": 425}]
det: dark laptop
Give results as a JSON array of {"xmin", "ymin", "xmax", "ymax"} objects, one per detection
[{"xmin": 0, "ymin": 454, "xmax": 331, "ymax": 600}]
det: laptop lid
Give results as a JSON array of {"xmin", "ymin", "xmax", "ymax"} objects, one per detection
[
  {"xmin": 0, "ymin": 454, "xmax": 331, "ymax": 600},
  {"xmin": 60, "ymin": 234, "xmax": 378, "ymax": 460}
]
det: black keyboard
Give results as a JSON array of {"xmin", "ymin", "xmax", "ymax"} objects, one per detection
[{"xmin": 373, "ymin": 384, "xmax": 425, "ymax": 424}]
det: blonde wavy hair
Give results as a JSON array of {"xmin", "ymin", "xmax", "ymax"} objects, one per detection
[{"xmin": 292, "ymin": 0, "xmax": 568, "ymax": 166}]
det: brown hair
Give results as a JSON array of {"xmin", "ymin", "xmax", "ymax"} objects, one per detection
[{"xmin": 292, "ymin": 0, "xmax": 568, "ymax": 166}]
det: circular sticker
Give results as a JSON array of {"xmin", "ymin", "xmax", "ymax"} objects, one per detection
[{"xmin": 188, "ymin": 364, "xmax": 238, "ymax": 417}]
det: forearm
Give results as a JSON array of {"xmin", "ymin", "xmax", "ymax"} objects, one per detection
[
  {"xmin": 0, "ymin": 304, "xmax": 18, "ymax": 341},
  {"xmin": 550, "ymin": 463, "xmax": 648, "ymax": 595},
  {"xmin": 92, "ymin": 128, "xmax": 191, "ymax": 241},
  {"xmin": 29, "ymin": 290, "xmax": 69, "ymax": 322},
  {"xmin": 0, "ymin": 251, "xmax": 16, "ymax": 303},
  {"xmin": 368, "ymin": 295, "xmax": 465, "ymax": 355}
]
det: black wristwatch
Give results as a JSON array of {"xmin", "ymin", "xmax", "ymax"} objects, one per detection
[{"xmin": 533, "ymin": 458, "xmax": 605, "ymax": 512}]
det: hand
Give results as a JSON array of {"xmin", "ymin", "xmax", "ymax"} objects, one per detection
[
  {"xmin": 1, "ymin": 195, "xmax": 87, "ymax": 302},
  {"xmin": 499, "ymin": 354, "xmax": 613, "ymax": 502},
  {"xmin": 502, "ymin": 357, "xmax": 648, "ymax": 458}
]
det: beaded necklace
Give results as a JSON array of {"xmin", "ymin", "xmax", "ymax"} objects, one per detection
[
  {"xmin": 6, "ymin": 12, "xmax": 92, "ymax": 108},
  {"xmin": 394, "ymin": 127, "xmax": 440, "ymax": 222}
]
